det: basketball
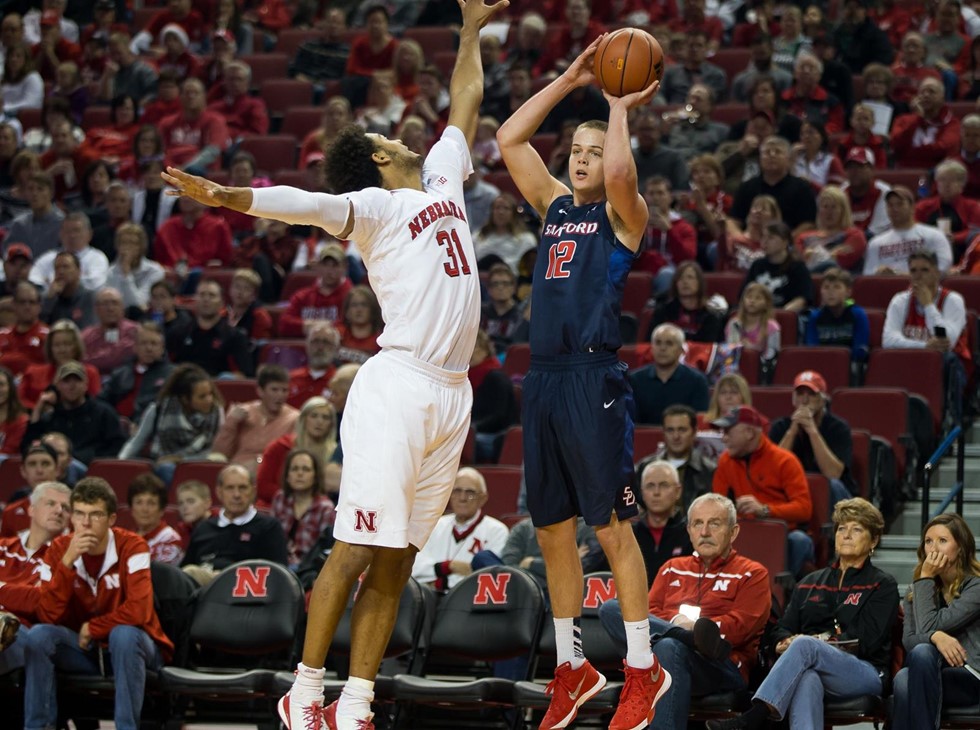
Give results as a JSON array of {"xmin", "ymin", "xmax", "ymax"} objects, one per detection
[{"xmin": 593, "ymin": 28, "xmax": 664, "ymax": 98}]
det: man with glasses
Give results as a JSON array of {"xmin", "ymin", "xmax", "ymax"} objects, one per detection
[
  {"xmin": 411, "ymin": 467, "xmax": 509, "ymax": 593},
  {"xmin": 0, "ymin": 278, "xmax": 48, "ymax": 376},
  {"xmin": 480, "ymin": 263, "xmax": 521, "ymax": 354},
  {"xmin": 19, "ymin": 477, "xmax": 173, "ymax": 730}
]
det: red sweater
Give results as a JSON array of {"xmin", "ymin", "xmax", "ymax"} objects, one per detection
[
  {"xmin": 712, "ymin": 436, "xmax": 812, "ymax": 525},
  {"xmin": 891, "ymin": 108, "xmax": 961, "ymax": 169},
  {"xmin": 0, "ymin": 414, "xmax": 28, "ymax": 456},
  {"xmin": 0, "ymin": 498, "xmax": 30, "ymax": 538},
  {"xmin": 0, "ymin": 321, "xmax": 48, "ymax": 376},
  {"xmin": 159, "ymin": 109, "xmax": 230, "ymax": 169},
  {"xmin": 345, "ymin": 35, "xmax": 397, "ymax": 77},
  {"xmin": 154, "ymin": 213, "xmax": 233, "ymax": 268},
  {"xmin": 256, "ymin": 432, "xmax": 295, "ymax": 506},
  {"xmin": 635, "ymin": 216, "xmax": 698, "ymax": 275},
  {"xmin": 649, "ymin": 550, "xmax": 770, "ymax": 682},
  {"xmin": 36, "ymin": 528, "xmax": 174, "ymax": 660},
  {"xmin": 915, "ymin": 195, "xmax": 980, "ymax": 250},
  {"xmin": 287, "ymin": 365, "xmax": 336, "ymax": 409},
  {"xmin": 278, "ymin": 280, "xmax": 353, "ymax": 337},
  {"xmin": 534, "ymin": 21, "xmax": 607, "ymax": 77},
  {"xmin": 208, "ymin": 94, "xmax": 270, "ymax": 138},
  {"xmin": 0, "ymin": 533, "xmax": 52, "ymax": 622}
]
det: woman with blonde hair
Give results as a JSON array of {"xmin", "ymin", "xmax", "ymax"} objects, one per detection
[
  {"xmin": 105, "ymin": 220, "xmax": 166, "ymax": 312},
  {"xmin": 721, "ymin": 195, "xmax": 781, "ymax": 272},
  {"xmin": 18, "ymin": 319, "xmax": 101, "ymax": 408},
  {"xmin": 392, "ymin": 38, "xmax": 424, "ymax": 102},
  {"xmin": 299, "ymin": 96, "xmax": 353, "ymax": 168},
  {"xmin": 702, "ymin": 373, "xmax": 752, "ymax": 423},
  {"xmin": 795, "ymin": 186, "xmax": 867, "ymax": 272},
  {"xmin": 395, "ymin": 114, "xmax": 429, "ymax": 156},
  {"xmin": 892, "ymin": 513, "xmax": 980, "ymax": 730}
]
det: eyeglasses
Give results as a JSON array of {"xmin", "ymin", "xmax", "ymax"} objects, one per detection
[
  {"xmin": 451, "ymin": 488, "xmax": 480, "ymax": 500},
  {"xmin": 72, "ymin": 509, "xmax": 108, "ymax": 523}
]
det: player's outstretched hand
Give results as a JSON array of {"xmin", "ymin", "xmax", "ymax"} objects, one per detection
[
  {"xmin": 161, "ymin": 166, "xmax": 228, "ymax": 208},
  {"xmin": 457, "ymin": 0, "xmax": 509, "ymax": 30},
  {"xmin": 563, "ymin": 34, "xmax": 605, "ymax": 88},
  {"xmin": 603, "ymin": 79, "xmax": 660, "ymax": 110}
]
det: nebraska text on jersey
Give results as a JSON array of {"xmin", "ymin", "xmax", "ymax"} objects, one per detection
[{"xmin": 408, "ymin": 200, "xmax": 467, "ymax": 240}]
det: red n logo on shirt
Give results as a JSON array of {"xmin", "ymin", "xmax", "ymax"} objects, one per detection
[
  {"xmin": 843, "ymin": 592, "xmax": 863, "ymax": 606},
  {"xmin": 232, "ymin": 565, "xmax": 271, "ymax": 598},
  {"xmin": 473, "ymin": 572, "xmax": 511, "ymax": 605},
  {"xmin": 353, "ymin": 509, "xmax": 378, "ymax": 533},
  {"xmin": 583, "ymin": 576, "xmax": 616, "ymax": 609}
]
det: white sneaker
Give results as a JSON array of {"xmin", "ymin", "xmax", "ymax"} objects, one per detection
[{"xmin": 278, "ymin": 690, "xmax": 326, "ymax": 730}]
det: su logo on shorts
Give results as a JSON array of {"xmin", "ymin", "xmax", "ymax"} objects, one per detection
[
  {"xmin": 353, "ymin": 509, "xmax": 379, "ymax": 533},
  {"xmin": 473, "ymin": 572, "xmax": 511, "ymax": 605},
  {"xmin": 583, "ymin": 575, "xmax": 616, "ymax": 609},
  {"xmin": 232, "ymin": 565, "xmax": 271, "ymax": 598}
]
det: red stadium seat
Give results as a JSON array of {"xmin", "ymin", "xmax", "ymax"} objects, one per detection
[
  {"xmin": 275, "ymin": 28, "xmax": 321, "ymax": 55},
  {"xmin": 806, "ymin": 473, "xmax": 832, "ymax": 566},
  {"xmin": 772, "ymin": 346, "xmax": 851, "ymax": 393},
  {"xmin": 530, "ymin": 133, "xmax": 558, "ymax": 163},
  {"xmin": 280, "ymin": 270, "xmax": 319, "ymax": 301},
  {"xmin": 170, "ymin": 461, "xmax": 227, "ymax": 501},
  {"xmin": 485, "ymin": 171, "xmax": 521, "ymax": 200},
  {"xmin": 432, "ymin": 51, "xmax": 457, "ymax": 80},
  {"xmin": 850, "ymin": 428, "xmax": 872, "ymax": 500},
  {"xmin": 948, "ymin": 276, "xmax": 980, "ymax": 312},
  {"xmin": 17, "ymin": 107, "xmax": 42, "ymax": 131},
  {"xmin": 633, "ymin": 427, "xmax": 664, "ymax": 461},
  {"xmin": 832, "ymin": 387, "xmax": 912, "ymax": 477},
  {"xmin": 273, "ymin": 169, "xmax": 313, "ymax": 190},
  {"xmin": 402, "ymin": 26, "xmax": 457, "ymax": 51},
  {"xmin": 0, "ymin": 457, "xmax": 23, "ymax": 503},
  {"xmin": 865, "ymin": 308, "xmax": 885, "ymax": 349},
  {"xmin": 852, "ymin": 275, "xmax": 908, "ymax": 310},
  {"xmin": 738, "ymin": 346, "xmax": 760, "ymax": 385},
  {"xmin": 498, "ymin": 426, "xmax": 523, "ymax": 466},
  {"xmin": 132, "ymin": 7, "xmax": 158, "ymax": 31},
  {"xmin": 82, "ymin": 105, "xmax": 111, "ymax": 128},
  {"xmin": 704, "ymin": 272, "xmax": 744, "ymax": 308},
  {"xmin": 215, "ymin": 379, "xmax": 258, "ymax": 405},
  {"xmin": 712, "ymin": 103, "xmax": 750, "ymax": 126},
  {"xmin": 711, "ymin": 48, "xmax": 751, "ymax": 80},
  {"xmin": 461, "ymin": 427, "xmax": 476, "ymax": 466},
  {"xmin": 620, "ymin": 345, "xmax": 644, "ymax": 369},
  {"xmin": 479, "ymin": 465, "xmax": 523, "ymax": 519},
  {"xmin": 949, "ymin": 101, "xmax": 975, "ymax": 118},
  {"xmin": 866, "ymin": 348, "xmax": 945, "ymax": 433},
  {"xmin": 86, "ymin": 459, "xmax": 154, "ymax": 505},
  {"xmin": 636, "ymin": 307, "xmax": 654, "ymax": 343},
  {"xmin": 749, "ymin": 386, "xmax": 794, "ymax": 422},
  {"xmin": 238, "ymin": 135, "xmax": 298, "ymax": 174},
  {"xmin": 199, "ymin": 268, "xmax": 236, "ymax": 298},
  {"xmin": 280, "ymin": 105, "xmax": 324, "ymax": 138},
  {"xmin": 503, "ymin": 343, "xmax": 531, "ymax": 379},
  {"xmin": 736, "ymin": 518, "xmax": 790, "ymax": 607},
  {"xmin": 623, "ymin": 271, "xmax": 653, "ymax": 315},
  {"xmin": 773, "ymin": 310, "xmax": 798, "ymax": 345},
  {"xmin": 259, "ymin": 80, "xmax": 314, "ymax": 115},
  {"xmin": 239, "ymin": 53, "xmax": 289, "ymax": 89}
]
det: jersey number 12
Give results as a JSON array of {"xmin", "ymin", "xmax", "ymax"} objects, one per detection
[
  {"xmin": 437, "ymin": 229, "xmax": 471, "ymax": 278},
  {"xmin": 545, "ymin": 240, "xmax": 577, "ymax": 279}
]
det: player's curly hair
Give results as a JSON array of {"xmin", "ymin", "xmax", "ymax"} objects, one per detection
[{"xmin": 326, "ymin": 125, "xmax": 383, "ymax": 194}]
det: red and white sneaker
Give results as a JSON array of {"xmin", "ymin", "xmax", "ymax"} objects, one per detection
[
  {"xmin": 322, "ymin": 700, "xmax": 376, "ymax": 730},
  {"xmin": 608, "ymin": 659, "xmax": 673, "ymax": 730},
  {"xmin": 539, "ymin": 660, "xmax": 607, "ymax": 729},
  {"xmin": 277, "ymin": 691, "xmax": 325, "ymax": 730}
]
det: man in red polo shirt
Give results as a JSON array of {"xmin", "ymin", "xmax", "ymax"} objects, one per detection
[
  {"xmin": 278, "ymin": 243, "xmax": 352, "ymax": 337},
  {"xmin": 154, "ymin": 195, "xmax": 233, "ymax": 269},
  {"xmin": 0, "ymin": 279, "xmax": 48, "ymax": 376},
  {"xmin": 288, "ymin": 322, "xmax": 340, "ymax": 409},
  {"xmin": 891, "ymin": 77, "xmax": 961, "ymax": 168},
  {"xmin": 159, "ymin": 77, "xmax": 230, "ymax": 172},
  {"xmin": 208, "ymin": 60, "xmax": 268, "ymax": 139}
]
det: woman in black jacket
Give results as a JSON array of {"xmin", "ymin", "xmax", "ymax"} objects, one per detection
[
  {"xmin": 648, "ymin": 261, "xmax": 726, "ymax": 342},
  {"xmin": 708, "ymin": 498, "xmax": 899, "ymax": 730}
]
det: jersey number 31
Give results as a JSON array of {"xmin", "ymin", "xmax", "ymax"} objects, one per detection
[
  {"xmin": 545, "ymin": 240, "xmax": 577, "ymax": 279},
  {"xmin": 437, "ymin": 229, "xmax": 472, "ymax": 278}
]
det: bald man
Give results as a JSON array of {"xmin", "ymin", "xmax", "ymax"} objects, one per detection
[{"xmin": 81, "ymin": 287, "xmax": 140, "ymax": 375}]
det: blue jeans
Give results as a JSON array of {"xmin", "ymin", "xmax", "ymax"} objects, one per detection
[
  {"xmin": 787, "ymin": 529, "xmax": 815, "ymax": 578},
  {"xmin": 599, "ymin": 599, "xmax": 746, "ymax": 730},
  {"xmin": 753, "ymin": 635, "xmax": 881, "ymax": 729},
  {"xmin": 892, "ymin": 643, "xmax": 980, "ymax": 730},
  {"xmin": 22, "ymin": 623, "xmax": 163, "ymax": 730}
]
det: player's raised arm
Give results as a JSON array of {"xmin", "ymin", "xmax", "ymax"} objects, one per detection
[
  {"xmin": 447, "ymin": 0, "xmax": 510, "ymax": 146},
  {"xmin": 601, "ymin": 80, "xmax": 659, "ymax": 252},
  {"xmin": 497, "ymin": 37, "xmax": 604, "ymax": 218}
]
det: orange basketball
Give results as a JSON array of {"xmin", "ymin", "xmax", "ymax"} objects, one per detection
[{"xmin": 593, "ymin": 28, "xmax": 664, "ymax": 98}]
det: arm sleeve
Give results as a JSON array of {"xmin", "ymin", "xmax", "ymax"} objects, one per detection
[
  {"xmin": 118, "ymin": 403, "xmax": 156, "ymax": 459},
  {"xmin": 883, "ymin": 293, "xmax": 925, "ymax": 349},
  {"xmin": 769, "ymin": 454, "xmax": 812, "ymax": 523},
  {"xmin": 248, "ymin": 187, "xmax": 354, "ymax": 237},
  {"xmin": 714, "ymin": 566, "xmax": 771, "ymax": 647},
  {"xmin": 924, "ymin": 294, "xmax": 966, "ymax": 345},
  {"xmin": 911, "ymin": 578, "xmax": 980, "ymax": 636}
]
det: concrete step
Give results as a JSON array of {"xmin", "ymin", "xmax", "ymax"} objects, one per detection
[
  {"xmin": 892, "ymin": 503, "xmax": 980, "ymax": 535},
  {"xmin": 872, "ymin": 553, "xmax": 917, "ymax": 590},
  {"xmin": 879, "ymin": 534, "xmax": 920, "ymax": 550}
]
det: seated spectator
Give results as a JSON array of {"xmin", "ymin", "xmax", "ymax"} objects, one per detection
[
  {"xmin": 1, "ymin": 43, "xmax": 44, "ymax": 114},
  {"xmin": 199, "ymin": 28, "xmax": 237, "ymax": 100},
  {"xmin": 412, "ymin": 467, "xmax": 509, "ymax": 592},
  {"xmin": 165, "ymin": 279, "xmax": 254, "ymax": 377},
  {"xmin": 892, "ymin": 513, "xmax": 980, "ymax": 730},
  {"xmin": 41, "ymin": 431, "xmax": 85, "ymax": 488},
  {"xmin": 232, "ymin": 218, "xmax": 300, "ymax": 303},
  {"xmin": 678, "ymin": 155, "xmax": 731, "ymax": 265},
  {"xmin": 37, "ymin": 251, "xmax": 96, "ymax": 329},
  {"xmin": 730, "ymin": 137, "xmax": 817, "ymax": 233},
  {"xmin": 832, "ymin": 0, "xmax": 896, "ymax": 74},
  {"xmin": 337, "ymin": 285, "xmax": 383, "ymax": 364},
  {"xmin": 731, "ymin": 34, "xmax": 794, "ymax": 102},
  {"xmin": 345, "ymin": 5, "xmax": 396, "ymax": 80},
  {"xmin": 865, "ymin": 187, "xmax": 953, "ymax": 274},
  {"xmin": 719, "ymin": 194, "xmax": 780, "ymax": 273},
  {"xmin": 469, "ymin": 329, "xmax": 517, "ymax": 461},
  {"xmin": 89, "ymin": 181, "xmax": 135, "ymax": 259},
  {"xmin": 30, "ymin": 213, "xmax": 109, "ymax": 295},
  {"xmin": 173, "ymin": 479, "xmax": 211, "ymax": 549},
  {"xmin": 702, "ymin": 373, "xmax": 752, "ymax": 428},
  {"xmin": 289, "ymin": 8, "xmax": 349, "ymax": 85},
  {"xmin": 272, "ymin": 448, "xmax": 335, "ymax": 568},
  {"xmin": 131, "ymin": 0, "xmax": 206, "ymax": 55},
  {"xmin": 159, "ymin": 78, "xmax": 230, "ymax": 172},
  {"xmin": 771, "ymin": 6, "xmax": 811, "ymax": 72},
  {"xmin": 782, "ymin": 52, "xmax": 844, "ymax": 135},
  {"xmin": 649, "ymin": 262, "xmax": 725, "ymax": 343},
  {"xmin": 101, "ymin": 320, "xmax": 173, "ymax": 423},
  {"xmin": 147, "ymin": 280, "xmax": 192, "ymax": 339},
  {"xmin": 154, "ymin": 197, "xmax": 233, "ymax": 270},
  {"xmin": 670, "ymin": 0, "xmax": 724, "ymax": 51},
  {"xmin": 119, "ymin": 363, "xmax": 225, "ymax": 482},
  {"xmin": 891, "ymin": 32, "xmax": 943, "ymax": 105},
  {"xmin": 795, "ymin": 186, "xmax": 867, "ymax": 273},
  {"xmin": 708, "ymin": 498, "xmax": 897, "ymax": 730},
  {"xmin": 155, "ymin": 23, "xmax": 200, "ymax": 84},
  {"xmin": 18, "ymin": 319, "xmax": 100, "ymax": 409},
  {"xmin": 4, "ymin": 171, "xmax": 65, "ymax": 259},
  {"xmin": 0, "ymin": 279, "xmax": 48, "ymax": 376},
  {"xmin": 659, "ymin": 30, "xmax": 727, "ymax": 105},
  {"xmin": 473, "ymin": 193, "xmax": 537, "ymax": 273},
  {"xmin": 727, "ymin": 281, "xmax": 781, "ymax": 363},
  {"xmin": 770, "ymin": 370, "xmax": 858, "ymax": 506},
  {"xmin": 130, "ymin": 151, "xmax": 175, "ymax": 237},
  {"xmin": 836, "ymin": 104, "xmax": 889, "ymax": 170},
  {"xmin": 631, "ymin": 324, "xmax": 710, "ymax": 425},
  {"xmin": 858, "ymin": 63, "xmax": 905, "ymax": 137},
  {"xmin": 211, "ymin": 364, "xmax": 299, "ymax": 475},
  {"xmin": 602, "ymin": 493, "xmax": 771, "ymax": 728},
  {"xmin": 48, "ymin": 61, "xmax": 87, "ymax": 123},
  {"xmin": 76, "ymin": 159, "xmax": 114, "ymax": 225},
  {"xmin": 636, "ymin": 176, "xmax": 697, "ymax": 295},
  {"xmin": 642, "ymin": 404, "xmax": 718, "ymax": 509},
  {"xmin": 0, "ymin": 151, "xmax": 41, "ymax": 226},
  {"xmin": 40, "ymin": 118, "xmax": 97, "ymax": 204},
  {"xmin": 841, "ymin": 148, "xmax": 891, "ymax": 239},
  {"xmin": 711, "ymin": 405, "xmax": 814, "ymax": 577},
  {"xmin": 29, "ymin": 11, "xmax": 79, "ymax": 84},
  {"xmin": 104, "ymin": 222, "xmax": 165, "ymax": 313},
  {"xmin": 126, "ymin": 472, "xmax": 183, "ymax": 565},
  {"xmin": 21, "ymin": 477, "xmax": 173, "ymax": 730},
  {"xmin": 24, "ymin": 361, "xmax": 124, "ymax": 464},
  {"xmin": 405, "ymin": 64, "xmax": 450, "ymax": 141},
  {"xmin": 0, "ymin": 366, "xmax": 27, "ymax": 455},
  {"xmin": 299, "ymin": 97, "xmax": 353, "ymax": 168},
  {"xmin": 956, "ymin": 115, "xmax": 980, "ymax": 201},
  {"xmin": 0, "ymin": 442, "xmax": 60, "ymax": 537},
  {"xmin": 0, "ymin": 480, "xmax": 71, "ymax": 675},
  {"xmin": 792, "ymin": 120, "xmax": 845, "ymax": 190},
  {"xmin": 99, "ymin": 32, "xmax": 157, "ymax": 103},
  {"xmin": 480, "ymin": 264, "xmax": 522, "ymax": 355},
  {"xmin": 225, "ymin": 269, "xmax": 272, "ymax": 351},
  {"xmin": 804, "ymin": 267, "xmax": 871, "ymax": 362},
  {"xmin": 628, "ymin": 459, "xmax": 694, "ymax": 587},
  {"xmin": 215, "ymin": 152, "xmax": 261, "ymax": 241},
  {"xmin": 630, "ymin": 112, "xmax": 688, "ymax": 193},
  {"xmin": 959, "ymin": 36, "xmax": 980, "ymax": 101},
  {"xmin": 182, "ymin": 464, "xmax": 289, "ymax": 585},
  {"xmin": 728, "ymin": 76, "xmax": 802, "ymax": 151},
  {"xmin": 741, "ymin": 221, "xmax": 813, "ymax": 311},
  {"xmin": 533, "ymin": 0, "xmax": 606, "ymax": 79},
  {"xmin": 138, "ymin": 70, "xmax": 181, "ymax": 127},
  {"xmin": 664, "ymin": 84, "xmax": 730, "ymax": 162},
  {"xmin": 0, "ymin": 242, "xmax": 34, "ymax": 301},
  {"xmin": 891, "ymin": 77, "xmax": 961, "ymax": 169},
  {"xmin": 80, "ymin": 288, "xmax": 138, "ymax": 376},
  {"xmin": 208, "ymin": 61, "xmax": 268, "ymax": 140},
  {"xmin": 279, "ymin": 244, "xmax": 353, "ymax": 337},
  {"xmin": 257, "ymin": 396, "xmax": 337, "ymax": 507},
  {"xmin": 915, "ymin": 159, "xmax": 980, "ymax": 262},
  {"xmin": 287, "ymin": 323, "xmax": 340, "ymax": 409},
  {"xmin": 354, "ymin": 70, "xmax": 405, "ymax": 137}
]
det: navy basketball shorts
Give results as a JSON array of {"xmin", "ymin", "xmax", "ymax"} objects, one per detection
[{"xmin": 522, "ymin": 352, "xmax": 639, "ymax": 528}]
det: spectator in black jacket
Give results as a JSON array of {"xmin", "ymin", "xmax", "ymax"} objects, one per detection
[
  {"xmin": 469, "ymin": 329, "xmax": 516, "ymax": 462},
  {"xmin": 101, "ymin": 321, "xmax": 173, "ymax": 423},
  {"xmin": 649, "ymin": 262, "xmax": 726, "ymax": 343},
  {"xmin": 181, "ymin": 464, "xmax": 288, "ymax": 585},
  {"xmin": 831, "ymin": 0, "xmax": 895, "ymax": 75},
  {"xmin": 730, "ymin": 137, "xmax": 817, "ymax": 233},
  {"xmin": 165, "ymin": 278, "xmax": 254, "ymax": 377},
  {"xmin": 639, "ymin": 405, "xmax": 717, "ymax": 510},
  {"xmin": 288, "ymin": 9, "xmax": 350, "ymax": 86},
  {"xmin": 23, "ymin": 361, "xmax": 125, "ymax": 465},
  {"xmin": 632, "ymin": 460, "xmax": 693, "ymax": 589}
]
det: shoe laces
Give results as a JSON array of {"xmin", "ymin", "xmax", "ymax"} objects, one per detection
[
  {"xmin": 303, "ymin": 700, "xmax": 324, "ymax": 730},
  {"xmin": 544, "ymin": 665, "xmax": 581, "ymax": 697},
  {"xmin": 619, "ymin": 667, "xmax": 655, "ymax": 710}
]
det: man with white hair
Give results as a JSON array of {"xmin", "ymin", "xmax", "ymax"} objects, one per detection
[
  {"xmin": 411, "ymin": 467, "xmax": 509, "ymax": 592},
  {"xmin": 891, "ymin": 77, "xmax": 961, "ymax": 168},
  {"xmin": 288, "ymin": 322, "xmax": 340, "ymax": 409},
  {"xmin": 630, "ymin": 459, "xmax": 693, "ymax": 588},
  {"xmin": 599, "ymin": 492, "xmax": 771, "ymax": 730},
  {"xmin": 914, "ymin": 158, "xmax": 980, "ymax": 259},
  {"xmin": 630, "ymin": 324, "xmax": 710, "ymax": 425},
  {"xmin": 208, "ymin": 61, "xmax": 270, "ymax": 139},
  {"xmin": 957, "ymin": 114, "xmax": 980, "ymax": 199}
]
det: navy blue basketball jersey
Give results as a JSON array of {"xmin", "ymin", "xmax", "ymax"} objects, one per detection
[{"xmin": 530, "ymin": 195, "xmax": 636, "ymax": 357}]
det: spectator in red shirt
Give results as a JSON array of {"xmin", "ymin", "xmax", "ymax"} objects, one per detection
[
  {"xmin": 200, "ymin": 29, "xmax": 237, "ymax": 102},
  {"xmin": 890, "ymin": 31, "xmax": 943, "ymax": 104},
  {"xmin": 795, "ymin": 185, "xmax": 868, "ymax": 272},
  {"xmin": 154, "ymin": 196, "xmax": 233, "ymax": 269},
  {"xmin": 0, "ymin": 366, "xmax": 28, "ymax": 455},
  {"xmin": 80, "ymin": 0, "xmax": 128, "ymax": 49},
  {"xmin": 287, "ymin": 322, "xmax": 339, "ymax": 410},
  {"xmin": 502, "ymin": 11, "xmax": 546, "ymax": 72},
  {"xmin": 637, "ymin": 176, "xmax": 698, "ymax": 294},
  {"xmin": 155, "ymin": 23, "xmax": 200, "ymax": 84},
  {"xmin": 957, "ymin": 113, "xmax": 980, "ymax": 199},
  {"xmin": 81, "ymin": 287, "xmax": 139, "ymax": 376},
  {"xmin": 345, "ymin": 5, "xmax": 396, "ymax": 78},
  {"xmin": 669, "ymin": 0, "xmax": 724, "ymax": 51},
  {"xmin": 836, "ymin": 104, "xmax": 889, "ymax": 169},
  {"xmin": 31, "ymin": 10, "xmax": 79, "ymax": 83},
  {"xmin": 874, "ymin": 0, "xmax": 913, "ymax": 49},
  {"xmin": 126, "ymin": 473, "xmax": 183, "ymax": 565},
  {"xmin": 139, "ymin": 69, "xmax": 181, "ymax": 126},
  {"xmin": 81, "ymin": 94, "xmax": 140, "ymax": 167},
  {"xmin": 915, "ymin": 158, "xmax": 980, "ymax": 260},
  {"xmin": 338, "ymin": 286, "xmax": 383, "ymax": 364},
  {"xmin": 207, "ymin": 60, "xmax": 269, "ymax": 140},
  {"xmin": 782, "ymin": 51, "xmax": 845, "ymax": 135},
  {"xmin": 680, "ymin": 154, "xmax": 732, "ymax": 260},
  {"xmin": 278, "ymin": 243, "xmax": 353, "ymax": 337},
  {"xmin": 840, "ymin": 147, "xmax": 892, "ymax": 238},
  {"xmin": 534, "ymin": 0, "xmax": 606, "ymax": 78},
  {"xmin": 405, "ymin": 65, "xmax": 450, "ymax": 140},
  {"xmin": 40, "ymin": 118, "xmax": 97, "ymax": 203},
  {"xmin": 217, "ymin": 151, "xmax": 261, "ymax": 240},
  {"xmin": 225, "ymin": 268, "xmax": 273, "ymax": 344},
  {"xmin": 159, "ymin": 77, "xmax": 231, "ymax": 172},
  {"xmin": 18, "ymin": 318, "xmax": 101, "ymax": 410},
  {"xmin": 100, "ymin": 320, "xmax": 173, "ymax": 423},
  {"xmin": 133, "ymin": 0, "xmax": 207, "ymax": 55},
  {"xmin": 891, "ymin": 76, "xmax": 961, "ymax": 168},
  {"xmin": 0, "ymin": 278, "xmax": 48, "ymax": 377}
]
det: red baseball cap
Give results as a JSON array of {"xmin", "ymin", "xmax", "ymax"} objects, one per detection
[
  {"xmin": 844, "ymin": 147, "xmax": 874, "ymax": 166},
  {"xmin": 710, "ymin": 406, "xmax": 769, "ymax": 430},
  {"xmin": 4, "ymin": 243, "xmax": 33, "ymax": 262},
  {"xmin": 793, "ymin": 370, "xmax": 827, "ymax": 395}
]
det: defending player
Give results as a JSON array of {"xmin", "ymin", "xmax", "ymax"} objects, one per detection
[
  {"xmin": 162, "ymin": 1, "xmax": 507, "ymax": 728},
  {"xmin": 497, "ymin": 38, "xmax": 670, "ymax": 730}
]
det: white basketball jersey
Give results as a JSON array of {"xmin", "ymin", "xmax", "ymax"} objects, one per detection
[{"xmin": 344, "ymin": 127, "xmax": 481, "ymax": 372}]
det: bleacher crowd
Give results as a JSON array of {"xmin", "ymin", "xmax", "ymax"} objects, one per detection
[{"xmin": 1, "ymin": 0, "xmax": 980, "ymax": 726}]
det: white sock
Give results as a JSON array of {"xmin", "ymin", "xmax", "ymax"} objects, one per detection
[
  {"xmin": 337, "ymin": 676, "xmax": 375, "ymax": 724},
  {"xmin": 624, "ymin": 619, "xmax": 654, "ymax": 669},
  {"xmin": 291, "ymin": 662, "xmax": 324, "ymax": 704},
  {"xmin": 555, "ymin": 617, "xmax": 585, "ymax": 670}
]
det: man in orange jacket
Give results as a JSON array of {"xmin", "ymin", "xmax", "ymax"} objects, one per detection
[
  {"xmin": 19, "ymin": 477, "xmax": 173, "ymax": 730},
  {"xmin": 710, "ymin": 405, "xmax": 814, "ymax": 577}
]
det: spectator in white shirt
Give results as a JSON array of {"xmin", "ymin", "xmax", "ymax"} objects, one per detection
[
  {"xmin": 863, "ymin": 186, "xmax": 952, "ymax": 274},
  {"xmin": 29, "ymin": 212, "xmax": 109, "ymax": 293},
  {"xmin": 883, "ymin": 249, "xmax": 966, "ymax": 352}
]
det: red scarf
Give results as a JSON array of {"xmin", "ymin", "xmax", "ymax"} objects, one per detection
[{"xmin": 468, "ymin": 356, "xmax": 501, "ymax": 392}]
